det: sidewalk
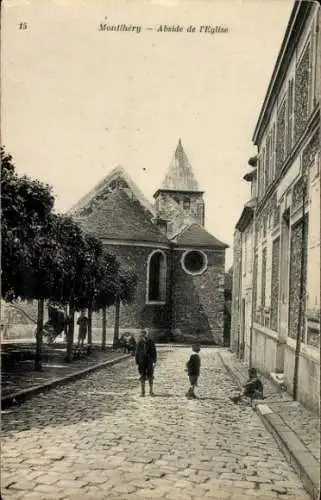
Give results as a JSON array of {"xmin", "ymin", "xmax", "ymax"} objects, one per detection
[
  {"xmin": 1, "ymin": 343, "xmax": 131, "ymax": 409},
  {"xmin": 218, "ymin": 350, "xmax": 320, "ymax": 500}
]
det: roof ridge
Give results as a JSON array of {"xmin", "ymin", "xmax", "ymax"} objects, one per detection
[
  {"xmin": 77, "ymin": 187, "xmax": 170, "ymax": 244},
  {"xmin": 68, "ymin": 165, "xmax": 155, "ymax": 216},
  {"xmin": 174, "ymin": 223, "xmax": 229, "ymax": 248}
]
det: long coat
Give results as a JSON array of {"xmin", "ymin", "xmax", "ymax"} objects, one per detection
[{"xmin": 135, "ymin": 338, "xmax": 157, "ymax": 366}]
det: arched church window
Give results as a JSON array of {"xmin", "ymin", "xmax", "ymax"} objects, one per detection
[
  {"xmin": 146, "ymin": 250, "xmax": 167, "ymax": 303},
  {"xmin": 181, "ymin": 250, "xmax": 208, "ymax": 276},
  {"xmin": 183, "ymin": 197, "xmax": 191, "ymax": 209}
]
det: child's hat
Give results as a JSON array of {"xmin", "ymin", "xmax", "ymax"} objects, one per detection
[{"xmin": 192, "ymin": 344, "xmax": 201, "ymax": 352}]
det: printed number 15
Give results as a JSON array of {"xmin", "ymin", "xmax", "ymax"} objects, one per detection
[{"xmin": 19, "ymin": 22, "xmax": 28, "ymax": 30}]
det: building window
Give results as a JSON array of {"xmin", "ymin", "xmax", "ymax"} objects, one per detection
[
  {"xmin": 183, "ymin": 197, "xmax": 191, "ymax": 210},
  {"xmin": 265, "ymin": 137, "xmax": 271, "ymax": 189},
  {"xmin": 146, "ymin": 250, "xmax": 167, "ymax": 303},
  {"xmin": 276, "ymin": 98, "xmax": 287, "ymax": 175},
  {"xmin": 261, "ymin": 247, "xmax": 267, "ymax": 308},
  {"xmin": 287, "ymin": 78, "xmax": 295, "ymax": 153},
  {"xmin": 271, "ymin": 123, "xmax": 276, "ymax": 180},
  {"xmin": 181, "ymin": 250, "xmax": 208, "ymax": 276},
  {"xmin": 261, "ymin": 148, "xmax": 267, "ymax": 193},
  {"xmin": 294, "ymin": 40, "xmax": 311, "ymax": 142},
  {"xmin": 271, "ymin": 237, "xmax": 280, "ymax": 331},
  {"xmin": 257, "ymin": 157, "xmax": 261, "ymax": 199}
]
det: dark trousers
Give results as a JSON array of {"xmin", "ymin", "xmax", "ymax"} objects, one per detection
[{"xmin": 138, "ymin": 362, "xmax": 154, "ymax": 382}]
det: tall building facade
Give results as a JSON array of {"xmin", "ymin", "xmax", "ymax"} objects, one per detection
[{"xmin": 231, "ymin": 2, "xmax": 320, "ymax": 412}]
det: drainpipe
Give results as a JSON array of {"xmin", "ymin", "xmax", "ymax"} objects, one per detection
[
  {"xmin": 293, "ymin": 174, "xmax": 307, "ymax": 401},
  {"xmin": 249, "ymin": 198, "xmax": 258, "ymax": 369}
]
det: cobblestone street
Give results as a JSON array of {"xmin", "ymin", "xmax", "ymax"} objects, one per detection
[{"xmin": 1, "ymin": 347, "xmax": 310, "ymax": 500}]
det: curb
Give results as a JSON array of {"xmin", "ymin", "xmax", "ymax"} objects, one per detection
[
  {"xmin": 1, "ymin": 353, "xmax": 131, "ymax": 410},
  {"xmin": 218, "ymin": 352, "xmax": 320, "ymax": 500},
  {"xmin": 217, "ymin": 351, "xmax": 246, "ymax": 389},
  {"xmin": 256, "ymin": 404, "xmax": 320, "ymax": 500}
]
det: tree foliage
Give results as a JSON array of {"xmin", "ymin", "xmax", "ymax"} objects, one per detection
[
  {"xmin": 1, "ymin": 147, "xmax": 55, "ymax": 302},
  {"xmin": 1, "ymin": 147, "xmax": 138, "ymax": 362}
]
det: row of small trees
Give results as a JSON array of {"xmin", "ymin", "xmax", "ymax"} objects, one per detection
[{"xmin": 1, "ymin": 147, "xmax": 137, "ymax": 370}]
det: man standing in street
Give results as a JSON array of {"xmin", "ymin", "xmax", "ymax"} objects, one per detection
[{"xmin": 135, "ymin": 329, "xmax": 157, "ymax": 397}]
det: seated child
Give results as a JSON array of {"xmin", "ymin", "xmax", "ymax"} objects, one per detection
[
  {"xmin": 185, "ymin": 344, "xmax": 201, "ymax": 399},
  {"xmin": 230, "ymin": 367, "xmax": 264, "ymax": 404}
]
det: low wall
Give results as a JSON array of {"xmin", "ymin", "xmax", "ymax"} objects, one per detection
[
  {"xmin": 252, "ymin": 324, "xmax": 279, "ymax": 374},
  {"xmin": 284, "ymin": 340, "xmax": 320, "ymax": 414},
  {"xmin": 1, "ymin": 324, "xmax": 36, "ymax": 341},
  {"xmin": 1, "ymin": 325, "xmax": 168, "ymax": 345}
]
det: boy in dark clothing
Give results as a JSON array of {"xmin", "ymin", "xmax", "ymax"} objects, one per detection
[
  {"xmin": 229, "ymin": 367, "xmax": 264, "ymax": 404},
  {"xmin": 135, "ymin": 330, "xmax": 157, "ymax": 397},
  {"xmin": 185, "ymin": 345, "xmax": 201, "ymax": 399}
]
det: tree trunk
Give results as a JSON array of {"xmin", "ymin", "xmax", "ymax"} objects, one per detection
[
  {"xmin": 102, "ymin": 306, "xmax": 107, "ymax": 351},
  {"xmin": 66, "ymin": 303, "xmax": 75, "ymax": 362},
  {"xmin": 63, "ymin": 305, "xmax": 69, "ymax": 344},
  {"xmin": 87, "ymin": 304, "xmax": 92, "ymax": 355},
  {"xmin": 113, "ymin": 296, "xmax": 120, "ymax": 349},
  {"xmin": 34, "ymin": 298, "xmax": 44, "ymax": 371}
]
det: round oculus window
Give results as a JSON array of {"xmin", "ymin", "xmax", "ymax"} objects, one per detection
[{"xmin": 181, "ymin": 250, "xmax": 207, "ymax": 276}]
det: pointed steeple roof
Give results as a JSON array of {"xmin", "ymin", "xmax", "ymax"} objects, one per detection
[{"xmin": 160, "ymin": 139, "xmax": 200, "ymax": 192}]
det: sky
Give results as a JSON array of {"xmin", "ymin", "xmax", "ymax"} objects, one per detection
[{"xmin": 2, "ymin": 0, "xmax": 294, "ymax": 269}]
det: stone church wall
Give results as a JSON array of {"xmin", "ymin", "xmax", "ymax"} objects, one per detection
[
  {"xmin": 98, "ymin": 244, "xmax": 172, "ymax": 340},
  {"xmin": 171, "ymin": 248, "xmax": 226, "ymax": 345}
]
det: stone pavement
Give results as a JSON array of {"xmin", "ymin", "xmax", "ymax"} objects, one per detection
[
  {"xmin": 1, "ymin": 344, "xmax": 127, "ymax": 399},
  {"xmin": 1, "ymin": 347, "xmax": 311, "ymax": 500},
  {"xmin": 218, "ymin": 350, "xmax": 320, "ymax": 463}
]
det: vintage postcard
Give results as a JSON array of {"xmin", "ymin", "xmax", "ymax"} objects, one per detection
[{"xmin": 1, "ymin": 1, "xmax": 320, "ymax": 499}]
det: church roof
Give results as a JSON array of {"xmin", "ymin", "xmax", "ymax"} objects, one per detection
[
  {"xmin": 69, "ymin": 165, "xmax": 155, "ymax": 216},
  {"xmin": 75, "ymin": 188, "xmax": 169, "ymax": 245},
  {"xmin": 172, "ymin": 223, "xmax": 229, "ymax": 249},
  {"xmin": 159, "ymin": 139, "xmax": 200, "ymax": 192}
]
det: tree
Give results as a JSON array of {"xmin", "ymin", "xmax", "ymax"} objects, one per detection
[
  {"xmin": 1, "ymin": 148, "xmax": 54, "ymax": 302},
  {"xmin": 94, "ymin": 252, "xmax": 120, "ymax": 350},
  {"xmin": 93, "ymin": 254, "xmax": 137, "ymax": 351},
  {"xmin": 112, "ymin": 264, "xmax": 137, "ymax": 349},
  {"xmin": 48, "ymin": 214, "xmax": 88, "ymax": 362},
  {"xmin": 73, "ymin": 234, "xmax": 104, "ymax": 354},
  {"xmin": 1, "ymin": 148, "xmax": 56, "ymax": 370}
]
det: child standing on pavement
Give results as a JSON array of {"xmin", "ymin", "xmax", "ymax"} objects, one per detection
[{"xmin": 185, "ymin": 344, "xmax": 201, "ymax": 399}]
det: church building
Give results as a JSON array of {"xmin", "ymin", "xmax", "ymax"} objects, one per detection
[{"xmin": 70, "ymin": 140, "xmax": 228, "ymax": 344}]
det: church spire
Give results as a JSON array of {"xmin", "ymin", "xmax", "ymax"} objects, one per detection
[{"xmin": 160, "ymin": 139, "xmax": 200, "ymax": 192}]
